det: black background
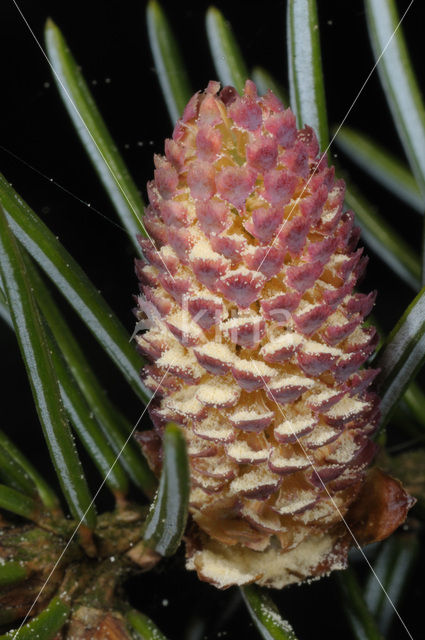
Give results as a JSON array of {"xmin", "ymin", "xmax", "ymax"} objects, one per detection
[{"xmin": 0, "ymin": 1, "xmax": 424, "ymax": 638}]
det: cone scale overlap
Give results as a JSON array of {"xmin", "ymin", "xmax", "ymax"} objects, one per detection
[{"xmin": 135, "ymin": 81, "xmax": 409, "ymax": 588}]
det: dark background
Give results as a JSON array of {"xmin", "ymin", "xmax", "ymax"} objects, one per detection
[{"xmin": 0, "ymin": 1, "xmax": 424, "ymax": 638}]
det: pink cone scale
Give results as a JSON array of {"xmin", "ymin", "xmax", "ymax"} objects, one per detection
[{"xmin": 135, "ymin": 81, "xmax": 413, "ymax": 589}]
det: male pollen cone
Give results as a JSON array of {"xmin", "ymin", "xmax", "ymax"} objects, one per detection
[{"xmin": 134, "ymin": 80, "xmax": 414, "ymax": 589}]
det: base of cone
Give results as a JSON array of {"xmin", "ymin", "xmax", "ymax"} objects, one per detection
[{"xmin": 186, "ymin": 531, "xmax": 348, "ymax": 589}]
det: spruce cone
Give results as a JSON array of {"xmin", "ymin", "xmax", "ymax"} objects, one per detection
[{"xmin": 135, "ymin": 80, "xmax": 413, "ymax": 588}]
